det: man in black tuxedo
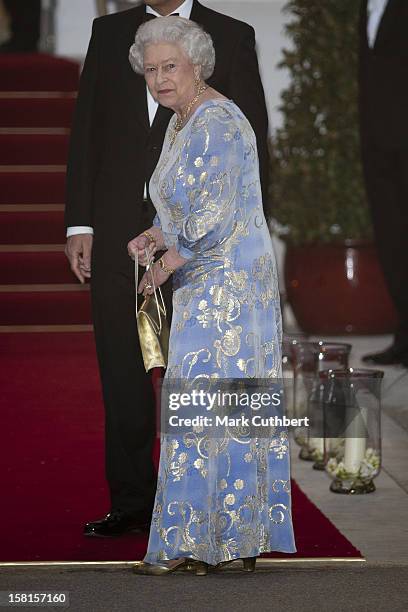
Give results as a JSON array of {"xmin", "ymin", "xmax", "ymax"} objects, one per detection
[
  {"xmin": 358, "ymin": 0, "xmax": 408, "ymax": 367},
  {"xmin": 65, "ymin": 0, "xmax": 269, "ymax": 537}
]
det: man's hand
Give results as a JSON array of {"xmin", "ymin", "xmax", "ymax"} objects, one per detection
[{"xmin": 65, "ymin": 234, "xmax": 93, "ymax": 284}]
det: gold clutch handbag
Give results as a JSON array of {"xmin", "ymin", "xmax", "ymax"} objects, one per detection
[{"xmin": 135, "ymin": 249, "xmax": 169, "ymax": 372}]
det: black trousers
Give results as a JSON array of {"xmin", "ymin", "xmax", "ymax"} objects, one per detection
[
  {"xmin": 90, "ymin": 209, "xmax": 173, "ymax": 515},
  {"xmin": 4, "ymin": 0, "xmax": 41, "ymax": 51},
  {"xmin": 361, "ymin": 143, "xmax": 408, "ymax": 350}
]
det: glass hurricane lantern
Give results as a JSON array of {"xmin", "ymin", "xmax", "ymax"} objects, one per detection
[
  {"xmin": 292, "ymin": 341, "xmax": 351, "ymax": 462},
  {"xmin": 322, "ymin": 368, "xmax": 383, "ymax": 494}
]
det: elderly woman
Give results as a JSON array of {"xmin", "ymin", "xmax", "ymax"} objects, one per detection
[{"xmin": 127, "ymin": 16, "xmax": 296, "ymax": 576}]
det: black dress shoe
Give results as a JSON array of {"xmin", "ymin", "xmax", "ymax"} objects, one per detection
[
  {"xmin": 361, "ymin": 346, "xmax": 408, "ymax": 366},
  {"xmin": 84, "ymin": 510, "xmax": 150, "ymax": 538}
]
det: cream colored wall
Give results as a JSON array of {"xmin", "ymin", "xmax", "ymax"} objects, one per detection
[{"xmin": 205, "ymin": 1, "xmax": 288, "ymax": 132}]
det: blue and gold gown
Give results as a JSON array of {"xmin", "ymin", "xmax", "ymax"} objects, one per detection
[{"xmin": 144, "ymin": 99, "xmax": 296, "ymax": 565}]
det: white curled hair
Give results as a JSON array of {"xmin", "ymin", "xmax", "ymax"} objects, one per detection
[{"xmin": 129, "ymin": 16, "xmax": 215, "ymax": 80}]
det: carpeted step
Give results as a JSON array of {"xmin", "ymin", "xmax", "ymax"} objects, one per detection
[
  {"xmin": 0, "ymin": 97, "xmax": 76, "ymax": 128},
  {"xmin": 0, "ymin": 288, "xmax": 92, "ymax": 325},
  {"xmin": 0, "ymin": 251, "xmax": 74, "ymax": 284},
  {"xmin": 0, "ymin": 54, "xmax": 79, "ymax": 91},
  {"xmin": 0, "ymin": 211, "xmax": 66, "ymax": 244},
  {"xmin": 0, "ymin": 171, "xmax": 66, "ymax": 204},
  {"xmin": 0, "ymin": 133, "xmax": 69, "ymax": 165}
]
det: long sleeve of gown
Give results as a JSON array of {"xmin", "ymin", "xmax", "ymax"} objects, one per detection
[{"xmin": 175, "ymin": 107, "xmax": 244, "ymax": 260}]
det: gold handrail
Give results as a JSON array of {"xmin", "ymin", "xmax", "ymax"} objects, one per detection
[{"xmin": 0, "ymin": 0, "xmax": 11, "ymax": 44}]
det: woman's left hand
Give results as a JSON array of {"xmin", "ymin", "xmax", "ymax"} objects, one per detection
[{"xmin": 138, "ymin": 261, "xmax": 170, "ymax": 296}]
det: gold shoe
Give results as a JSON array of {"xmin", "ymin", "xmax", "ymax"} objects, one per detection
[
  {"xmin": 215, "ymin": 559, "xmax": 234, "ymax": 571},
  {"xmin": 216, "ymin": 557, "xmax": 257, "ymax": 572},
  {"xmin": 193, "ymin": 561, "xmax": 209, "ymax": 576},
  {"xmin": 132, "ymin": 559, "xmax": 187, "ymax": 576},
  {"xmin": 242, "ymin": 557, "xmax": 256, "ymax": 572},
  {"xmin": 180, "ymin": 559, "xmax": 209, "ymax": 575}
]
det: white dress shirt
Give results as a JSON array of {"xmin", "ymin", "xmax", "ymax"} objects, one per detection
[
  {"xmin": 367, "ymin": 0, "xmax": 389, "ymax": 47},
  {"xmin": 66, "ymin": 0, "xmax": 194, "ymax": 238}
]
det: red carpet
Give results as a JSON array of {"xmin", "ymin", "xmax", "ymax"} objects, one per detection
[
  {"xmin": 0, "ymin": 252, "xmax": 74, "ymax": 284},
  {"xmin": 0, "ymin": 54, "xmax": 80, "ymax": 91},
  {"xmin": 0, "ymin": 134, "xmax": 70, "ymax": 165},
  {"xmin": 0, "ymin": 97, "xmax": 75, "ymax": 128},
  {"xmin": 0, "ymin": 171, "xmax": 66, "ymax": 205},
  {"xmin": 0, "ymin": 53, "xmax": 91, "ymax": 330},
  {"xmin": 0, "ymin": 332, "xmax": 363, "ymax": 562},
  {"xmin": 0, "ymin": 292, "xmax": 91, "ymax": 326},
  {"xmin": 0, "ymin": 211, "xmax": 65, "ymax": 244}
]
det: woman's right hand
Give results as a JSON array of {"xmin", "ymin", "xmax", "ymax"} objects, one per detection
[{"xmin": 127, "ymin": 233, "xmax": 156, "ymax": 266}]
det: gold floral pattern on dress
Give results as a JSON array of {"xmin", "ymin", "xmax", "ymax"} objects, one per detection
[
  {"xmin": 270, "ymin": 431, "xmax": 289, "ymax": 459},
  {"xmin": 269, "ymin": 503, "xmax": 291, "ymax": 525},
  {"xmin": 272, "ymin": 480, "xmax": 290, "ymax": 493},
  {"xmin": 144, "ymin": 101, "xmax": 296, "ymax": 565},
  {"xmin": 224, "ymin": 493, "xmax": 235, "ymax": 506}
]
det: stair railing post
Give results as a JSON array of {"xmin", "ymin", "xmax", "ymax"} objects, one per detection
[
  {"xmin": 40, "ymin": 0, "xmax": 57, "ymax": 54},
  {"xmin": 96, "ymin": 0, "xmax": 109, "ymax": 16}
]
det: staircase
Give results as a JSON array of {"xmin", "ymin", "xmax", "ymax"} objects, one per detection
[{"xmin": 0, "ymin": 54, "xmax": 92, "ymax": 332}]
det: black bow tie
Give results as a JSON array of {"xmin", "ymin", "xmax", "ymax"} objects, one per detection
[{"xmin": 143, "ymin": 12, "xmax": 180, "ymax": 22}]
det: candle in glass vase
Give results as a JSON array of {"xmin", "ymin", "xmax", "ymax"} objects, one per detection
[
  {"xmin": 344, "ymin": 407, "xmax": 367, "ymax": 474},
  {"xmin": 344, "ymin": 437, "xmax": 366, "ymax": 474}
]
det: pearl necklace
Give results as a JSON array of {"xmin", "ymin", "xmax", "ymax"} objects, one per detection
[{"xmin": 169, "ymin": 82, "xmax": 209, "ymax": 147}]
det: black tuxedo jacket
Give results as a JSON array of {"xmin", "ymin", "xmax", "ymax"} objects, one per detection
[
  {"xmin": 358, "ymin": 0, "xmax": 408, "ymax": 148},
  {"xmin": 65, "ymin": 1, "xmax": 270, "ymax": 263}
]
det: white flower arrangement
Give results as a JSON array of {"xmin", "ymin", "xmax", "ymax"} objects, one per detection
[
  {"xmin": 326, "ymin": 447, "xmax": 381, "ymax": 482},
  {"xmin": 311, "ymin": 447, "xmax": 323, "ymax": 462}
]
